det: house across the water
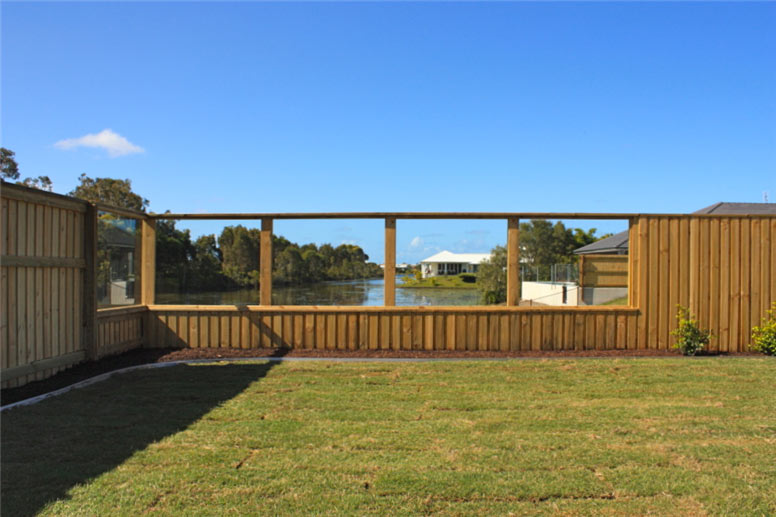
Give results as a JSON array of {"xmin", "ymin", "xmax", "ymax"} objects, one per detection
[{"xmin": 419, "ymin": 251, "xmax": 491, "ymax": 278}]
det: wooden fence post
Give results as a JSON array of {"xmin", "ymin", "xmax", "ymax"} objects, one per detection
[
  {"xmin": 384, "ymin": 217, "xmax": 396, "ymax": 306},
  {"xmin": 83, "ymin": 204, "xmax": 98, "ymax": 359},
  {"xmin": 140, "ymin": 217, "xmax": 156, "ymax": 348},
  {"xmin": 627, "ymin": 217, "xmax": 636, "ymax": 307},
  {"xmin": 507, "ymin": 217, "xmax": 520, "ymax": 306},
  {"xmin": 261, "ymin": 217, "xmax": 273, "ymax": 305},
  {"xmin": 140, "ymin": 218, "xmax": 156, "ymax": 306}
]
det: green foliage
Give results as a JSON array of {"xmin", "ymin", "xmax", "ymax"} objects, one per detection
[
  {"xmin": 1, "ymin": 147, "xmax": 53, "ymax": 191},
  {"xmin": 671, "ymin": 305, "xmax": 711, "ymax": 356},
  {"xmin": 1, "ymin": 147, "xmax": 19, "ymax": 180},
  {"xmin": 751, "ymin": 302, "xmax": 776, "ymax": 356},
  {"xmin": 219, "ymin": 225, "xmax": 260, "ymax": 287},
  {"xmin": 477, "ymin": 245, "xmax": 506, "ymax": 304},
  {"xmin": 18, "ymin": 176, "xmax": 53, "ymax": 191},
  {"xmin": 460, "ymin": 273, "xmax": 476, "ymax": 284},
  {"xmin": 70, "ymin": 173, "xmax": 149, "ymax": 211},
  {"xmin": 519, "ymin": 220, "xmax": 599, "ymax": 268},
  {"xmin": 169, "ymin": 225, "xmax": 383, "ymax": 292},
  {"xmin": 400, "ymin": 273, "xmax": 475, "ymax": 289}
]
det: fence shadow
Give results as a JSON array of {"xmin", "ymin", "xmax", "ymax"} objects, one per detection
[{"xmin": 1, "ymin": 356, "xmax": 285, "ymax": 516}]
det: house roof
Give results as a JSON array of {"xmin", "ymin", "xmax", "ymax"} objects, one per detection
[
  {"xmin": 574, "ymin": 202, "xmax": 776, "ymax": 254},
  {"xmin": 103, "ymin": 224, "xmax": 136, "ymax": 248},
  {"xmin": 574, "ymin": 231, "xmax": 629, "ymax": 255},
  {"xmin": 692, "ymin": 202, "xmax": 776, "ymax": 215},
  {"xmin": 421, "ymin": 250, "xmax": 491, "ymax": 264}
]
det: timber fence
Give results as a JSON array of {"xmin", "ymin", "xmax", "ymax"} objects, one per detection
[{"xmin": 2, "ymin": 182, "xmax": 775, "ymax": 387}]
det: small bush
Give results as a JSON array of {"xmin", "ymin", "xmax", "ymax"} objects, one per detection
[
  {"xmin": 671, "ymin": 305, "xmax": 711, "ymax": 356},
  {"xmin": 751, "ymin": 302, "xmax": 776, "ymax": 356}
]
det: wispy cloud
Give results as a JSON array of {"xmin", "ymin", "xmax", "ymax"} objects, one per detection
[
  {"xmin": 55, "ymin": 129, "xmax": 144, "ymax": 157},
  {"xmin": 409, "ymin": 236, "xmax": 423, "ymax": 249}
]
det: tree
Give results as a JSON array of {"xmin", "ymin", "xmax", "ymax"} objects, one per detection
[
  {"xmin": 19, "ymin": 176, "xmax": 53, "ymax": 191},
  {"xmin": 219, "ymin": 225, "xmax": 260, "ymax": 287},
  {"xmin": 1, "ymin": 147, "xmax": 19, "ymax": 180},
  {"xmin": 69, "ymin": 173, "xmax": 149, "ymax": 211},
  {"xmin": 519, "ymin": 220, "xmax": 602, "ymax": 280},
  {"xmin": 302, "ymin": 249, "xmax": 326, "ymax": 283},
  {"xmin": 274, "ymin": 246, "xmax": 304, "ymax": 284},
  {"xmin": 190, "ymin": 235, "xmax": 229, "ymax": 291},
  {"xmin": 155, "ymin": 219, "xmax": 195, "ymax": 293},
  {"xmin": 1, "ymin": 147, "xmax": 53, "ymax": 191},
  {"xmin": 477, "ymin": 245, "xmax": 507, "ymax": 304}
]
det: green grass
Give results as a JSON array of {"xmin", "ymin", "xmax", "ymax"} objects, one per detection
[
  {"xmin": 603, "ymin": 295, "xmax": 629, "ymax": 306},
  {"xmin": 3, "ymin": 359, "xmax": 775, "ymax": 515},
  {"xmin": 401, "ymin": 273, "xmax": 478, "ymax": 288}
]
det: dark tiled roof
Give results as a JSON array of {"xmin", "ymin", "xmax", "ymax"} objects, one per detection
[
  {"xmin": 574, "ymin": 202, "xmax": 776, "ymax": 254},
  {"xmin": 574, "ymin": 230, "xmax": 629, "ymax": 255},
  {"xmin": 693, "ymin": 202, "xmax": 776, "ymax": 215},
  {"xmin": 103, "ymin": 225, "xmax": 136, "ymax": 248}
]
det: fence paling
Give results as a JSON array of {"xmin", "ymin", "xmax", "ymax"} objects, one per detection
[{"xmin": 146, "ymin": 306, "xmax": 639, "ymax": 352}]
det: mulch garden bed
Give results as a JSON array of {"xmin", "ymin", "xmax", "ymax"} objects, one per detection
[{"xmin": 1, "ymin": 347, "xmax": 756, "ymax": 406}]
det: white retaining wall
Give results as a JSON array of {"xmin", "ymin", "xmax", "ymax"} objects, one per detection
[{"xmin": 521, "ymin": 282, "xmax": 579, "ymax": 306}]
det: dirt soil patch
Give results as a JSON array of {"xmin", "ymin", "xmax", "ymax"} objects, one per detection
[{"xmin": 1, "ymin": 346, "xmax": 755, "ymax": 406}]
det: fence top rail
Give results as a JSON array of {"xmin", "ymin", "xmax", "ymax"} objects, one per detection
[
  {"xmin": 146, "ymin": 304, "xmax": 640, "ymax": 313},
  {"xmin": 146, "ymin": 211, "xmax": 776, "ymax": 221},
  {"xmin": 1, "ymin": 182, "xmax": 149, "ymax": 219},
  {"xmin": 95, "ymin": 203, "xmax": 148, "ymax": 220},
  {"xmin": 4, "ymin": 183, "xmax": 775, "ymax": 222}
]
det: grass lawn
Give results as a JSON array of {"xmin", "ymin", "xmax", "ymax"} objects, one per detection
[
  {"xmin": 400, "ymin": 274, "xmax": 478, "ymax": 289},
  {"xmin": 2, "ymin": 358, "xmax": 775, "ymax": 516}
]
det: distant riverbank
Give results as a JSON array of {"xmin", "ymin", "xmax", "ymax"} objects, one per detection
[
  {"xmin": 400, "ymin": 273, "xmax": 478, "ymax": 289},
  {"xmin": 157, "ymin": 278, "xmax": 482, "ymax": 306}
]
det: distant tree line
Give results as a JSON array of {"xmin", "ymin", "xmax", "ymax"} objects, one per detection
[{"xmin": 156, "ymin": 220, "xmax": 382, "ymax": 293}]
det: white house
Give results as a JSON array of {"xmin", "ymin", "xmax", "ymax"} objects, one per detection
[{"xmin": 419, "ymin": 250, "xmax": 491, "ymax": 278}]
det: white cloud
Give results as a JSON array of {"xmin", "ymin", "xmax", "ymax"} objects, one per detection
[
  {"xmin": 409, "ymin": 236, "xmax": 423, "ymax": 249},
  {"xmin": 55, "ymin": 129, "xmax": 144, "ymax": 157}
]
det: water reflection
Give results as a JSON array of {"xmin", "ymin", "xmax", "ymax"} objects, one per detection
[{"xmin": 156, "ymin": 278, "xmax": 482, "ymax": 306}]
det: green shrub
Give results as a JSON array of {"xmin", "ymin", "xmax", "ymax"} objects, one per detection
[
  {"xmin": 460, "ymin": 273, "xmax": 476, "ymax": 284},
  {"xmin": 751, "ymin": 302, "xmax": 776, "ymax": 356},
  {"xmin": 671, "ymin": 305, "xmax": 711, "ymax": 356}
]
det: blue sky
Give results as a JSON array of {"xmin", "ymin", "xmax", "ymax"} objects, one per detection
[{"xmin": 2, "ymin": 2, "xmax": 774, "ymax": 263}]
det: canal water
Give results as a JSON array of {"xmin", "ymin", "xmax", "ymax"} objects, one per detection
[{"xmin": 156, "ymin": 278, "xmax": 482, "ymax": 306}]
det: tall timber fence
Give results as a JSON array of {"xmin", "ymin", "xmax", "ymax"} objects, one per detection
[{"xmin": 2, "ymin": 182, "xmax": 775, "ymax": 388}]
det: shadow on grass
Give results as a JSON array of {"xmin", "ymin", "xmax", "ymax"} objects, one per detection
[{"xmin": 1, "ymin": 356, "xmax": 285, "ymax": 516}]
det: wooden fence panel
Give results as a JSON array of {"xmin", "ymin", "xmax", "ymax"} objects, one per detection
[
  {"xmin": 630, "ymin": 215, "xmax": 775, "ymax": 353},
  {"xmin": 579, "ymin": 255, "xmax": 628, "ymax": 288},
  {"xmin": 143, "ymin": 306, "xmax": 641, "ymax": 353},
  {"xmin": 2, "ymin": 185, "xmax": 88, "ymax": 388},
  {"xmin": 96, "ymin": 306, "xmax": 146, "ymax": 358}
]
